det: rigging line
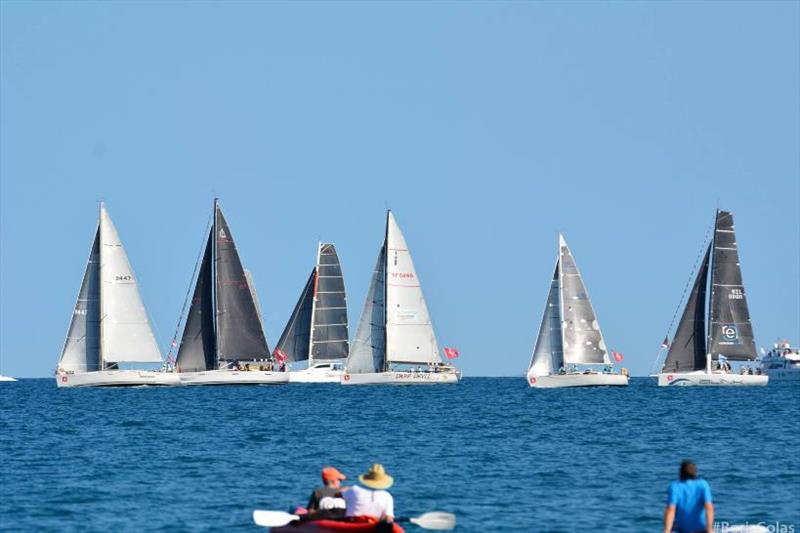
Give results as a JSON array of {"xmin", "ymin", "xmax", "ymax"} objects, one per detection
[{"xmin": 166, "ymin": 214, "xmax": 213, "ymax": 363}]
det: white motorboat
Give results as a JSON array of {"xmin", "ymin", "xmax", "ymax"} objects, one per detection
[
  {"xmin": 56, "ymin": 203, "xmax": 174, "ymax": 388},
  {"xmin": 760, "ymin": 341, "xmax": 800, "ymax": 383},
  {"xmin": 655, "ymin": 209, "xmax": 767, "ymax": 387},
  {"xmin": 0, "ymin": 375, "xmax": 18, "ymax": 382},
  {"xmin": 342, "ymin": 211, "xmax": 461, "ymax": 385},
  {"xmin": 526, "ymin": 234, "xmax": 628, "ymax": 388},
  {"xmin": 289, "ymin": 362, "xmax": 345, "ymax": 384}
]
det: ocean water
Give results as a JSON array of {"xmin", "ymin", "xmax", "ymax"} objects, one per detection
[{"xmin": 1, "ymin": 378, "xmax": 798, "ymax": 532}]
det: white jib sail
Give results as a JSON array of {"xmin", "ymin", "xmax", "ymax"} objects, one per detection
[
  {"xmin": 99, "ymin": 205, "xmax": 163, "ymax": 363},
  {"xmin": 346, "ymin": 245, "xmax": 386, "ymax": 373},
  {"xmin": 384, "ymin": 211, "xmax": 441, "ymax": 365},
  {"xmin": 528, "ymin": 260, "xmax": 564, "ymax": 376}
]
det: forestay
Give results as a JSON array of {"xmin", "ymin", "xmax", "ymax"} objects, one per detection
[
  {"xmin": 558, "ymin": 235, "xmax": 609, "ymax": 365},
  {"xmin": 708, "ymin": 210, "xmax": 757, "ymax": 361},
  {"xmin": 528, "ymin": 261, "xmax": 564, "ymax": 376},
  {"xmin": 99, "ymin": 206, "xmax": 162, "ymax": 363},
  {"xmin": 385, "ymin": 211, "xmax": 441, "ymax": 365}
]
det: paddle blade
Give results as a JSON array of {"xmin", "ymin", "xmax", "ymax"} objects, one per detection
[
  {"xmin": 409, "ymin": 512, "xmax": 457, "ymax": 530},
  {"xmin": 253, "ymin": 510, "xmax": 300, "ymax": 528}
]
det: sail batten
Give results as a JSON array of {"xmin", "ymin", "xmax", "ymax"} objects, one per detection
[{"xmin": 707, "ymin": 210, "xmax": 757, "ymax": 361}]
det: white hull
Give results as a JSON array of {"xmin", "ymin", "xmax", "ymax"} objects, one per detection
[
  {"xmin": 0, "ymin": 375, "xmax": 17, "ymax": 382},
  {"xmin": 289, "ymin": 368, "xmax": 343, "ymax": 383},
  {"xmin": 341, "ymin": 370, "xmax": 460, "ymax": 385},
  {"xmin": 178, "ymin": 370, "xmax": 289, "ymax": 385},
  {"xmin": 527, "ymin": 372, "xmax": 629, "ymax": 388},
  {"xmin": 56, "ymin": 370, "xmax": 180, "ymax": 388},
  {"xmin": 657, "ymin": 371, "xmax": 768, "ymax": 387}
]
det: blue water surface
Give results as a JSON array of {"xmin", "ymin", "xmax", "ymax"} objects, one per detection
[{"xmin": 1, "ymin": 378, "xmax": 798, "ymax": 532}]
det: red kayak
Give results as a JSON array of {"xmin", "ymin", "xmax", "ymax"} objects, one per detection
[{"xmin": 270, "ymin": 519, "xmax": 405, "ymax": 533}]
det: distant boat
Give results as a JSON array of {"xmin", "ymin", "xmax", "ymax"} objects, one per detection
[
  {"xmin": 655, "ymin": 210, "xmax": 767, "ymax": 386},
  {"xmin": 0, "ymin": 375, "xmax": 17, "ymax": 382},
  {"xmin": 275, "ymin": 243, "xmax": 349, "ymax": 383},
  {"xmin": 342, "ymin": 211, "xmax": 460, "ymax": 385},
  {"xmin": 526, "ymin": 235, "xmax": 629, "ymax": 388},
  {"xmin": 175, "ymin": 199, "xmax": 288, "ymax": 385},
  {"xmin": 760, "ymin": 340, "xmax": 800, "ymax": 383},
  {"xmin": 56, "ymin": 204, "xmax": 178, "ymax": 388}
]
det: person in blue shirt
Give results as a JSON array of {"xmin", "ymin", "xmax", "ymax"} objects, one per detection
[{"xmin": 663, "ymin": 460, "xmax": 714, "ymax": 533}]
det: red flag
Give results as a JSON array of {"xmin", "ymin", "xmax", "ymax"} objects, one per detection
[
  {"xmin": 274, "ymin": 349, "xmax": 287, "ymax": 363},
  {"xmin": 612, "ymin": 351, "xmax": 624, "ymax": 362},
  {"xmin": 444, "ymin": 347, "xmax": 459, "ymax": 359}
]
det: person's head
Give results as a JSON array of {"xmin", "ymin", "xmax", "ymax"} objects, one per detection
[
  {"xmin": 679, "ymin": 460, "xmax": 698, "ymax": 481},
  {"xmin": 321, "ymin": 466, "xmax": 346, "ymax": 488}
]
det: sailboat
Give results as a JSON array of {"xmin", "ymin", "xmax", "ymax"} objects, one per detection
[
  {"xmin": 175, "ymin": 200, "xmax": 289, "ymax": 385},
  {"xmin": 342, "ymin": 211, "xmax": 460, "ymax": 385},
  {"xmin": 526, "ymin": 235, "xmax": 629, "ymax": 388},
  {"xmin": 56, "ymin": 203, "xmax": 178, "ymax": 388},
  {"xmin": 275, "ymin": 243, "xmax": 349, "ymax": 383},
  {"xmin": 656, "ymin": 210, "xmax": 767, "ymax": 386}
]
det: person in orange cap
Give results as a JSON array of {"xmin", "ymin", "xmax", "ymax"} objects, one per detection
[{"xmin": 306, "ymin": 466, "xmax": 347, "ymax": 516}]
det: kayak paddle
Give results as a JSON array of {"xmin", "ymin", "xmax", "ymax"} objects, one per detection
[{"xmin": 252, "ymin": 510, "xmax": 456, "ymax": 530}]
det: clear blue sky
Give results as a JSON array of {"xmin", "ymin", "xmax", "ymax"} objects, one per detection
[{"xmin": 1, "ymin": 1, "xmax": 798, "ymax": 378}]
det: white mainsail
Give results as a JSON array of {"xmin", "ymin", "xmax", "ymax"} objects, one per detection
[
  {"xmin": 385, "ymin": 211, "xmax": 441, "ymax": 365},
  {"xmin": 98, "ymin": 205, "xmax": 163, "ymax": 363},
  {"xmin": 528, "ymin": 261, "xmax": 564, "ymax": 376},
  {"xmin": 58, "ymin": 226, "xmax": 101, "ymax": 372},
  {"xmin": 558, "ymin": 234, "xmax": 609, "ymax": 365}
]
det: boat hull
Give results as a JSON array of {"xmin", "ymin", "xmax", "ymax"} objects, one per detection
[
  {"xmin": 289, "ymin": 368, "xmax": 343, "ymax": 383},
  {"xmin": 341, "ymin": 371, "xmax": 460, "ymax": 385},
  {"xmin": 657, "ymin": 372, "xmax": 768, "ymax": 387},
  {"xmin": 56, "ymin": 370, "xmax": 180, "ymax": 388},
  {"xmin": 270, "ymin": 519, "xmax": 404, "ymax": 533},
  {"xmin": 0, "ymin": 375, "xmax": 17, "ymax": 382},
  {"xmin": 763, "ymin": 368, "xmax": 800, "ymax": 383},
  {"xmin": 527, "ymin": 372, "xmax": 629, "ymax": 388},
  {"xmin": 178, "ymin": 370, "xmax": 290, "ymax": 385}
]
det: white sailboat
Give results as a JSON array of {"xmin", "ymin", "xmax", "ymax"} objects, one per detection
[
  {"xmin": 56, "ymin": 204, "xmax": 178, "ymax": 388},
  {"xmin": 655, "ymin": 210, "xmax": 767, "ymax": 386},
  {"xmin": 342, "ymin": 211, "xmax": 460, "ymax": 385},
  {"xmin": 175, "ymin": 199, "xmax": 288, "ymax": 385},
  {"xmin": 276, "ymin": 243, "xmax": 349, "ymax": 383},
  {"xmin": 526, "ymin": 235, "xmax": 629, "ymax": 388}
]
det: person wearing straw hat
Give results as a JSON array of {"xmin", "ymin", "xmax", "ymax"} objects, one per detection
[{"xmin": 342, "ymin": 464, "xmax": 395, "ymax": 525}]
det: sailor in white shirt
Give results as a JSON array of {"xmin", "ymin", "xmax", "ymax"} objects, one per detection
[{"xmin": 342, "ymin": 464, "xmax": 395, "ymax": 523}]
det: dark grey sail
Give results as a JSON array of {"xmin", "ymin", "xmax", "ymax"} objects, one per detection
[
  {"xmin": 707, "ymin": 210, "xmax": 757, "ymax": 360},
  {"xmin": 175, "ymin": 233, "xmax": 216, "ymax": 372},
  {"xmin": 311, "ymin": 243, "xmax": 349, "ymax": 360},
  {"xmin": 274, "ymin": 268, "xmax": 314, "ymax": 363},
  {"xmin": 58, "ymin": 228, "xmax": 101, "ymax": 373},
  {"xmin": 346, "ymin": 244, "xmax": 386, "ymax": 373},
  {"xmin": 662, "ymin": 245, "xmax": 710, "ymax": 373},
  {"xmin": 214, "ymin": 204, "xmax": 271, "ymax": 361}
]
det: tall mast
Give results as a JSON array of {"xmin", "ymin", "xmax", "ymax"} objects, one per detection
[
  {"xmin": 382, "ymin": 210, "xmax": 390, "ymax": 372},
  {"xmin": 98, "ymin": 201, "xmax": 105, "ymax": 371},
  {"xmin": 212, "ymin": 198, "xmax": 219, "ymax": 368},
  {"xmin": 705, "ymin": 209, "xmax": 718, "ymax": 374},
  {"xmin": 557, "ymin": 234, "xmax": 567, "ymax": 369},
  {"xmin": 307, "ymin": 242, "xmax": 322, "ymax": 367}
]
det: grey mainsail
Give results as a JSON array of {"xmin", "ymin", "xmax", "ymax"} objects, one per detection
[
  {"xmin": 708, "ymin": 210, "xmax": 757, "ymax": 361},
  {"xmin": 274, "ymin": 268, "xmax": 315, "ymax": 363},
  {"xmin": 662, "ymin": 245, "xmax": 711, "ymax": 372},
  {"xmin": 558, "ymin": 235, "xmax": 609, "ymax": 365},
  {"xmin": 528, "ymin": 261, "xmax": 564, "ymax": 376},
  {"xmin": 175, "ymin": 233, "xmax": 215, "ymax": 372},
  {"xmin": 311, "ymin": 243, "xmax": 349, "ymax": 360},
  {"xmin": 58, "ymin": 227, "xmax": 101, "ymax": 372},
  {"xmin": 346, "ymin": 245, "xmax": 386, "ymax": 373},
  {"xmin": 214, "ymin": 204, "xmax": 271, "ymax": 361}
]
